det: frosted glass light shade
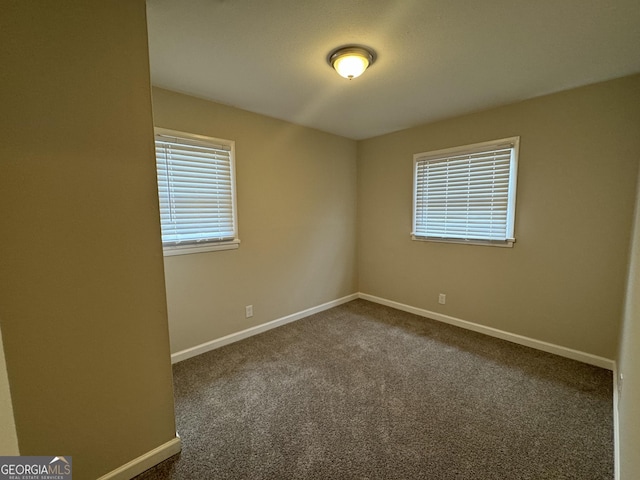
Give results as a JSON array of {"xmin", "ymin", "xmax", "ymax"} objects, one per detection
[
  {"xmin": 329, "ymin": 46, "xmax": 375, "ymax": 80},
  {"xmin": 334, "ymin": 54, "xmax": 369, "ymax": 79}
]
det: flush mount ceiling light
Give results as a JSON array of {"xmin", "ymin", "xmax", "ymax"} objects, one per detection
[{"xmin": 328, "ymin": 46, "xmax": 376, "ymax": 80}]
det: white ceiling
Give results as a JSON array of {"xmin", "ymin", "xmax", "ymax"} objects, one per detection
[{"xmin": 146, "ymin": 0, "xmax": 640, "ymax": 140}]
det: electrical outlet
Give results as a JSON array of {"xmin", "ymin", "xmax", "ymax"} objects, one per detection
[
  {"xmin": 245, "ymin": 305, "xmax": 253, "ymax": 318},
  {"xmin": 438, "ymin": 293, "xmax": 446, "ymax": 305}
]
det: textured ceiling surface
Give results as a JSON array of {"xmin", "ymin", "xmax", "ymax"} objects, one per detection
[{"xmin": 147, "ymin": 0, "xmax": 640, "ymax": 140}]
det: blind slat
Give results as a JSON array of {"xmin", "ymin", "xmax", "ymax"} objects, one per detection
[
  {"xmin": 156, "ymin": 132, "xmax": 237, "ymax": 247},
  {"xmin": 413, "ymin": 138, "xmax": 518, "ymax": 244}
]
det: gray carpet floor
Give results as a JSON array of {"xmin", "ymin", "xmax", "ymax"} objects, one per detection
[{"xmin": 135, "ymin": 299, "xmax": 613, "ymax": 479}]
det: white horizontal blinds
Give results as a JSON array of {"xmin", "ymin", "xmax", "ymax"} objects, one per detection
[
  {"xmin": 155, "ymin": 134, "xmax": 236, "ymax": 246},
  {"xmin": 414, "ymin": 143, "xmax": 515, "ymax": 243}
]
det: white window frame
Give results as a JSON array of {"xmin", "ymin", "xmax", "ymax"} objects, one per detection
[
  {"xmin": 412, "ymin": 137, "xmax": 519, "ymax": 247},
  {"xmin": 155, "ymin": 127, "xmax": 240, "ymax": 256}
]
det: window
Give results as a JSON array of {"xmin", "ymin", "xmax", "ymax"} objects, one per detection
[
  {"xmin": 412, "ymin": 137, "xmax": 519, "ymax": 247},
  {"xmin": 154, "ymin": 128, "xmax": 239, "ymax": 256}
]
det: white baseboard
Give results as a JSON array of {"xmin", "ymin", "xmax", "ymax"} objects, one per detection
[
  {"xmin": 358, "ymin": 293, "xmax": 615, "ymax": 370},
  {"xmin": 97, "ymin": 435, "xmax": 181, "ymax": 480},
  {"xmin": 613, "ymin": 363, "xmax": 620, "ymax": 480},
  {"xmin": 171, "ymin": 292, "xmax": 615, "ymax": 370},
  {"xmin": 171, "ymin": 294, "xmax": 359, "ymax": 364}
]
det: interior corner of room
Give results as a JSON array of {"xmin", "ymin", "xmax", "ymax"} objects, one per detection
[{"xmin": 1, "ymin": 1, "xmax": 640, "ymax": 479}]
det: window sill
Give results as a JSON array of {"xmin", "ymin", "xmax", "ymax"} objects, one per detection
[
  {"xmin": 411, "ymin": 235, "xmax": 514, "ymax": 248},
  {"xmin": 163, "ymin": 240, "xmax": 240, "ymax": 257}
]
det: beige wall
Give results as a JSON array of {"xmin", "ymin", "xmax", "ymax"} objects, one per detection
[
  {"xmin": 152, "ymin": 88, "xmax": 358, "ymax": 354},
  {"xmin": 358, "ymin": 75, "xmax": 640, "ymax": 360},
  {"xmin": 0, "ymin": 325, "xmax": 19, "ymax": 456},
  {"xmin": 618, "ymin": 169, "xmax": 640, "ymax": 480},
  {"xmin": 0, "ymin": 3, "xmax": 176, "ymax": 479},
  {"xmin": 1, "ymin": 0, "xmax": 635, "ymax": 476}
]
